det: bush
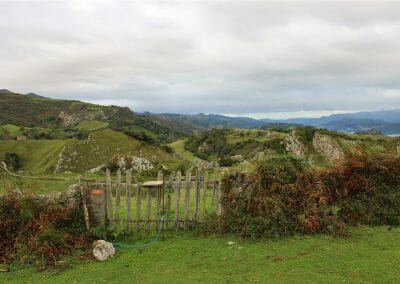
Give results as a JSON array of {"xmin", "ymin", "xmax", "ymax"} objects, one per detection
[
  {"xmin": 0, "ymin": 192, "xmax": 91, "ymax": 270},
  {"xmin": 219, "ymin": 154, "xmax": 400, "ymax": 239},
  {"xmin": 4, "ymin": 152, "xmax": 21, "ymax": 171}
]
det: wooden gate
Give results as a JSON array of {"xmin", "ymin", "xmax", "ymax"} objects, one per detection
[{"xmin": 83, "ymin": 167, "xmax": 222, "ymax": 234}]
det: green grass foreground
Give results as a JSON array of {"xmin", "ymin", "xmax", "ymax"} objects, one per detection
[{"xmin": 1, "ymin": 226, "xmax": 400, "ymax": 283}]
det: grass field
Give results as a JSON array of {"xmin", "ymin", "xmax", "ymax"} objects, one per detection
[
  {"xmin": 1, "ymin": 226, "xmax": 400, "ymax": 283},
  {"xmin": 169, "ymin": 139, "xmax": 196, "ymax": 162},
  {"xmin": 0, "ymin": 139, "xmax": 75, "ymax": 174},
  {"xmin": 76, "ymin": 120, "xmax": 109, "ymax": 131}
]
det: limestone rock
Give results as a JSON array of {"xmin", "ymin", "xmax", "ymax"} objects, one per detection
[
  {"xmin": 193, "ymin": 158, "xmax": 219, "ymax": 169},
  {"xmin": 312, "ymin": 132, "xmax": 344, "ymax": 162},
  {"xmin": 87, "ymin": 164, "xmax": 106, "ymax": 174},
  {"xmin": 58, "ymin": 110, "xmax": 108, "ymax": 127},
  {"xmin": 113, "ymin": 155, "xmax": 154, "ymax": 173},
  {"xmin": 230, "ymin": 155, "xmax": 244, "ymax": 163},
  {"xmin": 92, "ymin": 240, "xmax": 116, "ymax": 261},
  {"xmin": 285, "ymin": 131, "xmax": 305, "ymax": 158}
]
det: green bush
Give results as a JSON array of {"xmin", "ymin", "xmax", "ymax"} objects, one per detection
[
  {"xmin": 219, "ymin": 154, "xmax": 400, "ymax": 239},
  {"xmin": 4, "ymin": 152, "xmax": 21, "ymax": 171},
  {"xmin": 0, "ymin": 192, "xmax": 90, "ymax": 269}
]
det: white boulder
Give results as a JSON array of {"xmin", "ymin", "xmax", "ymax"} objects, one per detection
[{"xmin": 92, "ymin": 240, "xmax": 116, "ymax": 261}]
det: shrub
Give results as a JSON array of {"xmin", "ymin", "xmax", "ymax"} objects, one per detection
[
  {"xmin": 219, "ymin": 154, "xmax": 400, "ymax": 239},
  {"xmin": 4, "ymin": 152, "xmax": 21, "ymax": 171},
  {"xmin": 0, "ymin": 192, "xmax": 91, "ymax": 270}
]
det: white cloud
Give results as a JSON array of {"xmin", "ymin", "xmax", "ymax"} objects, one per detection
[{"xmin": 0, "ymin": 1, "xmax": 400, "ymax": 117}]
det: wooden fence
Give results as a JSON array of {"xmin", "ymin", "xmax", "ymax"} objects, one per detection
[{"xmin": 83, "ymin": 167, "xmax": 222, "ymax": 234}]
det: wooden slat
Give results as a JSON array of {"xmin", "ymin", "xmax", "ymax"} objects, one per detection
[
  {"xmin": 125, "ymin": 170, "xmax": 132, "ymax": 234},
  {"xmin": 156, "ymin": 187, "xmax": 161, "ymax": 231},
  {"xmin": 174, "ymin": 171, "xmax": 182, "ymax": 230},
  {"xmin": 217, "ymin": 173, "xmax": 222, "ymax": 216},
  {"xmin": 106, "ymin": 168, "xmax": 114, "ymax": 226},
  {"xmin": 212, "ymin": 168, "xmax": 217, "ymax": 206},
  {"xmin": 184, "ymin": 170, "xmax": 191, "ymax": 229},
  {"xmin": 194, "ymin": 167, "xmax": 201, "ymax": 222},
  {"xmin": 165, "ymin": 193, "xmax": 171, "ymax": 230},
  {"xmin": 136, "ymin": 183, "xmax": 142, "ymax": 233},
  {"xmin": 115, "ymin": 169, "xmax": 121, "ymax": 224},
  {"xmin": 145, "ymin": 187, "xmax": 152, "ymax": 233},
  {"xmin": 202, "ymin": 170, "xmax": 208, "ymax": 218},
  {"xmin": 142, "ymin": 181, "xmax": 163, "ymax": 187}
]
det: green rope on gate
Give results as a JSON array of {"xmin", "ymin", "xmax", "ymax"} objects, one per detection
[{"xmin": 112, "ymin": 215, "xmax": 166, "ymax": 249}]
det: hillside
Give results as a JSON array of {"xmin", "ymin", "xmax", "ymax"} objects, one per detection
[
  {"xmin": 0, "ymin": 138, "xmax": 74, "ymax": 174},
  {"xmin": 157, "ymin": 113, "xmax": 265, "ymax": 133},
  {"xmin": 0, "ymin": 90, "xmax": 184, "ymax": 143},
  {"xmin": 184, "ymin": 127, "xmax": 399, "ymax": 168},
  {"xmin": 54, "ymin": 129, "xmax": 181, "ymax": 173}
]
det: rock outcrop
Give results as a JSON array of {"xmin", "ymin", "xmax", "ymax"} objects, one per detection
[
  {"xmin": 113, "ymin": 155, "xmax": 155, "ymax": 173},
  {"xmin": 285, "ymin": 131, "xmax": 305, "ymax": 158},
  {"xmin": 312, "ymin": 132, "xmax": 344, "ymax": 162},
  {"xmin": 58, "ymin": 111, "xmax": 108, "ymax": 127}
]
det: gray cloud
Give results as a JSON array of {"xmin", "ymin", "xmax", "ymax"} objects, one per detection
[{"xmin": 1, "ymin": 1, "xmax": 400, "ymax": 117}]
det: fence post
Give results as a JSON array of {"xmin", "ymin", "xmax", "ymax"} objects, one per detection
[
  {"xmin": 136, "ymin": 182, "xmax": 142, "ymax": 233},
  {"xmin": 165, "ymin": 173, "xmax": 175, "ymax": 230},
  {"xmin": 194, "ymin": 167, "xmax": 201, "ymax": 222},
  {"xmin": 217, "ymin": 174, "xmax": 222, "ymax": 216},
  {"xmin": 106, "ymin": 168, "xmax": 114, "ymax": 226},
  {"xmin": 184, "ymin": 170, "xmax": 191, "ymax": 229},
  {"xmin": 79, "ymin": 179, "xmax": 90, "ymax": 230},
  {"xmin": 156, "ymin": 171, "xmax": 163, "ymax": 231},
  {"xmin": 125, "ymin": 170, "xmax": 132, "ymax": 234},
  {"xmin": 115, "ymin": 169, "xmax": 121, "ymax": 224},
  {"xmin": 212, "ymin": 168, "xmax": 217, "ymax": 206},
  {"xmin": 202, "ymin": 170, "xmax": 208, "ymax": 218},
  {"xmin": 145, "ymin": 186, "xmax": 152, "ymax": 233},
  {"xmin": 174, "ymin": 171, "xmax": 182, "ymax": 230}
]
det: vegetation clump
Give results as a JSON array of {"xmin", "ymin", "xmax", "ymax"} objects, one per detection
[
  {"xmin": 219, "ymin": 154, "xmax": 400, "ymax": 239},
  {"xmin": 0, "ymin": 192, "xmax": 91, "ymax": 270}
]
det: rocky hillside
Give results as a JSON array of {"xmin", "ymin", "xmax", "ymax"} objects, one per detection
[
  {"xmin": 54, "ymin": 129, "xmax": 181, "ymax": 174},
  {"xmin": 184, "ymin": 126, "xmax": 399, "ymax": 168}
]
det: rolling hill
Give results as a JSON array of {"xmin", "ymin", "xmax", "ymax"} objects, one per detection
[{"xmin": 0, "ymin": 90, "xmax": 184, "ymax": 142}]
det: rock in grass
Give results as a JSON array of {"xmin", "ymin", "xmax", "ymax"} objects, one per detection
[{"xmin": 92, "ymin": 240, "xmax": 116, "ymax": 261}]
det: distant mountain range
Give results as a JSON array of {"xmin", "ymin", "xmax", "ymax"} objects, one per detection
[
  {"xmin": 262, "ymin": 109, "xmax": 400, "ymax": 135},
  {"xmin": 157, "ymin": 110, "xmax": 400, "ymax": 135},
  {"xmin": 2, "ymin": 88, "xmax": 400, "ymax": 136}
]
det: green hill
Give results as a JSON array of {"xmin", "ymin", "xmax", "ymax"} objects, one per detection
[
  {"xmin": 0, "ymin": 139, "xmax": 74, "ymax": 174},
  {"xmin": 0, "ymin": 91, "xmax": 184, "ymax": 143},
  {"xmin": 184, "ymin": 127, "xmax": 399, "ymax": 168}
]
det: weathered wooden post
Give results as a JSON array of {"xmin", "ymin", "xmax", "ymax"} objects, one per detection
[
  {"xmin": 106, "ymin": 168, "xmax": 114, "ymax": 226},
  {"xmin": 184, "ymin": 170, "xmax": 191, "ymax": 229},
  {"xmin": 155, "ymin": 171, "xmax": 163, "ymax": 231},
  {"xmin": 194, "ymin": 167, "xmax": 201, "ymax": 222},
  {"xmin": 174, "ymin": 171, "xmax": 181, "ymax": 230},
  {"xmin": 145, "ymin": 184, "xmax": 152, "ymax": 233},
  {"xmin": 86, "ymin": 183, "xmax": 107, "ymax": 227},
  {"xmin": 136, "ymin": 182, "xmax": 142, "ymax": 233},
  {"xmin": 115, "ymin": 169, "xmax": 121, "ymax": 224},
  {"xmin": 125, "ymin": 170, "xmax": 132, "ymax": 234},
  {"xmin": 202, "ymin": 170, "xmax": 208, "ymax": 218},
  {"xmin": 165, "ymin": 173, "xmax": 175, "ymax": 230},
  {"xmin": 211, "ymin": 168, "xmax": 218, "ymax": 206}
]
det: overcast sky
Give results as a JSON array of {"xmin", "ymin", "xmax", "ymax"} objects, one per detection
[{"xmin": 1, "ymin": 1, "xmax": 400, "ymax": 118}]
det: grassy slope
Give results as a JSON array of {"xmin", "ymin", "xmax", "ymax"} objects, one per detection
[
  {"xmin": 58, "ymin": 129, "xmax": 180, "ymax": 172},
  {"xmin": 76, "ymin": 120, "xmax": 109, "ymax": 131},
  {"xmin": 0, "ymin": 139, "xmax": 75, "ymax": 174},
  {"xmin": 2, "ymin": 226, "xmax": 400, "ymax": 283},
  {"xmin": 169, "ymin": 139, "xmax": 196, "ymax": 162}
]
